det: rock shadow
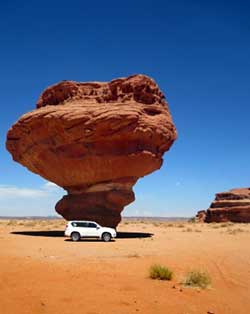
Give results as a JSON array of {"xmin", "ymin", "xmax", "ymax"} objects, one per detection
[
  {"xmin": 11, "ymin": 230, "xmax": 64, "ymax": 237},
  {"xmin": 117, "ymin": 231, "xmax": 153, "ymax": 239},
  {"xmin": 11, "ymin": 230, "xmax": 153, "ymax": 239}
]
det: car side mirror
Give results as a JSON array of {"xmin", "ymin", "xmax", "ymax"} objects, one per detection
[{"xmin": 96, "ymin": 227, "xmax": 100, "ymax": 230}]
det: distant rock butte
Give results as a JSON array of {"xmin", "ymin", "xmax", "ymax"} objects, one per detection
[
  {"xmin": 6, "ymin": 74, "xmax": 177, "ymax": 227},
  {"xmin": 196, "ymin": 188, "xmax": 250, "ymax": 223}
]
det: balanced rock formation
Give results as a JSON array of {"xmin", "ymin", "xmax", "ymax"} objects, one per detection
[
  {"xmin": 196, "ymin": 188, "xmax": 250, "ymax": 223},
  {"xmin": 6, "ymin": 74, "xmax": 177, "ymax": 227}
]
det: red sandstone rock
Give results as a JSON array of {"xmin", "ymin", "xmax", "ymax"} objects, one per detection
[
  {"xmin": 195, "ymin": 210, "xmax": 207, "ymax": 222},
  {"xmin": 197, "ymin": 188, "xmax": 250, "ymax": 223},
  {"xmin": 6, "ymin": 74, "xmax": 177, "ymax": 227}
]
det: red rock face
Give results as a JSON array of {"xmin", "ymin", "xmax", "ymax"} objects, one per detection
[
  {"xmin": 6, "ymin": 74, "xmax": 177, "ymax": 227},
  {"xmin": 195, "ymin": 210, "xmax": 207, "ymax": 222},
  {"xmin": 198, "ymin": 188, "xmax": 250, "ymax": 223}
]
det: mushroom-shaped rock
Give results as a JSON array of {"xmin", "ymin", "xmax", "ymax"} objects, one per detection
[{"xmin": 6, "ymin": 74, "xmax": 177, "ymax": 227}]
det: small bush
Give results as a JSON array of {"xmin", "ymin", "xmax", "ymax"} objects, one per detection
[
  {"xmin": 23, "ymin": 221, "xmax": 36, "ymax": 227},
  {"xmin": 226, "ymin": 228, "xmax": 245, "ymax": 235},
  {"xmin": 182, "ymin": 227, "xmax": 193, "ymax": 232},
  {"xmin": 184, "ymin": 270, "xmax": 211, "ymax": 289},
  {"xmin": 7, "ymin": 220, "xmax": 18, "ymax": 226},
  {"xmin": 221, "ymin": 222, "xmax": 234, "ymax": 228},
  {"xmin": 153, "ymin": 222, "xmax": 161, "ymax": 227},
  {"xmin": 176, "ymin": 224, "xmax": 185, "ymax": 228},
  {"xmin": 149, "ymin": 264, "xmax": 173, "ymax": 281},
  {"xmin": 188, "ymin": 217, "xmax": 196, "ymax": 223},
  {"xmin": 166, "ymin": 223, "xmax": 174, "ymax": 227},
  {"xmin": 128, "ymin": 253, "xmax": 140, "ymax": 258},
  {"xmin": 211, "ymin": 224, "xmax": 220, "ymax": 229}
]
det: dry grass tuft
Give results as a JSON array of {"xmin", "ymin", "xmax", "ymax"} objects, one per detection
[
  {"xmin": 220, "ymin": 222, "xmax": 234, "ymax": 228},
  {"xmin": 153, "ymin": 222, "xmax": 161, "ymax": 227},
  {"xmin": 226, "ymin": 228, "xmax": 246, "ymax": 235},
  {"xmin": 166, "ymin": 223, "xmax": 174, "ymax": 227},
  {"xmin": 149, "ymin": 264, "xmax": 173, "ymax": 281},
  {"xmin": 23, "ymin": 221, "xmax": 37, "ymax": 227},
  {"xmin": 182, "ymin": 227, "xmax": 193, "ymax": 232},
  {"xmin": 7, "ymin": 220, "xmax": 18, "ymax": 226},
  {"xmin": 188, "ymin": 217, "xmax": 196, "ymax": 223},
  {"xmin": 184, "ymin": 270, "xmax": 211, "ymax": 289},
  {"xmin": 176, "ymin": 224, "xmax": 185, "ymax": 228},
  {"xmin": 127, "ymin": 253, "xmax": 140, "ymax": 258}
]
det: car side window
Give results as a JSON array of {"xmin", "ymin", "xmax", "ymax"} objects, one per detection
[
  {"xmin": 88, "ymin": 223, "xmax": 97, "ymax": 228},
  {"xmin": 77, "ymin": 222, "xmax": 88, "ymax": 227},
  {"xmin": 72, "ymin": 222, "xmax": 77, "ymax": 227}
]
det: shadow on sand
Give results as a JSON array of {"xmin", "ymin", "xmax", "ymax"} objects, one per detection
[{"xmin": 11, "ymin": 230, "xmax": 153, "ymax": 239}]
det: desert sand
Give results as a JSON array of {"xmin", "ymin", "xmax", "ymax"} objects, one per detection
[{"xmin": 1, "ymin": 218, "xmax": 250, "ymax": 314}]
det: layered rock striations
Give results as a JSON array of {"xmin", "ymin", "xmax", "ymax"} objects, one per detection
[
  {"xmin": 196, "ymin": 188, "xmax": 250, "ymax": 223},
  {"xmin": 6, "ymin": 74, "xmax": 177, "ymax": 227}
]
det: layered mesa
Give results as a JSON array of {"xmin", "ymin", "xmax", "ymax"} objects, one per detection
[{"xmin": 196, "ymin": 188, "xmax": 250, "ymax": 223}]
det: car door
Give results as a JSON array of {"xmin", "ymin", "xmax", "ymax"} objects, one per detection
[
  {"xmin": 86, "ymin": 222, "xmax": 98, "ymax": 237},
  {"xmin": 76, "ymin": 222, "xmax": 89, "ymax": 237}
]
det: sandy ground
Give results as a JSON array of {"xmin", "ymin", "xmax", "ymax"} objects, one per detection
[{"xmin": 0, "ymin": 219, "xmax": 250, "ymax": 314}]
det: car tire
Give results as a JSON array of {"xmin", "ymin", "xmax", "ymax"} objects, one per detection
[
  {"xmin": 71, "ymin": 232, "xmax": 81, "ymax": 242},
  {"xmin": 102, "ymin": 232, "xmax": 111, "ymax": 242}
]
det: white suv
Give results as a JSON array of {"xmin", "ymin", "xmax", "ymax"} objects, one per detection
[{"xmin": 65, "ymin": 221, "xmax": 117, "ymax": 242}]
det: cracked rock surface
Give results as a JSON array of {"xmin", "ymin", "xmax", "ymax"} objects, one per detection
[{"xmin": 6, "ymin": 74, "xmax": 177, "ymax": 227}]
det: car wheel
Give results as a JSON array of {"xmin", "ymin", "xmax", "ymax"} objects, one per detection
[
  {"xmin": 102, "ymin": 232, "xmax": 111, "ymax": 242},
  {"xmin": 71, "ymin": 232, "xmax": 80, "ymax": 242}
]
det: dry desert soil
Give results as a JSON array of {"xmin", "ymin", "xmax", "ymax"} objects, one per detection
[{"xmin": 0, "ymin": 218, "xmax": 250, "ymax": 314}]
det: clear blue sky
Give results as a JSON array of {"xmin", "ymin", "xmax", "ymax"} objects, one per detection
[{"xmin": 1, "ymin": 0, "xmax": 249, "ymax": 217}]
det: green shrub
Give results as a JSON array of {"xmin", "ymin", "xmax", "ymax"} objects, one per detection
[
  {"xmin": 149, "ymin": 264, "xmax": 173, "ymax": 281},
  {"xmin": 184, "ymin": 270, "xmax": 211, "ymax": 289}
]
